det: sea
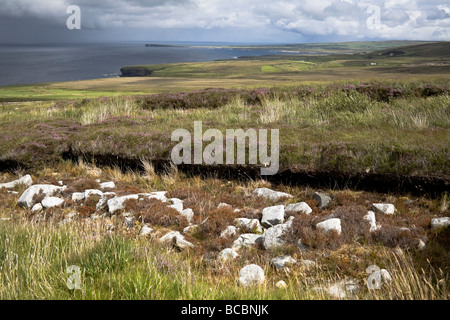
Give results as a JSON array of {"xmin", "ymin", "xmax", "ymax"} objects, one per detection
[{"xmin": 0, "ymin": 42, "xmax": 292, "ymax": 87}]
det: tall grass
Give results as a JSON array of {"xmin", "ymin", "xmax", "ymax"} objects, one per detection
[{"xmin": 79, "ymin": 96, "xmax": 141, "ymax": 125}]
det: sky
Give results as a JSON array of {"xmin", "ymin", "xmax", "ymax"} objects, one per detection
[{"xmin": 0, "ymin": 0, "xmax": 449, "ymax": 44}]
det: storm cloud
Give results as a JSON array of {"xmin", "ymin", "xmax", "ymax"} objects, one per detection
[{"xmin": 0, "ymin": 0, "xmax": 449, "ymax": 43}]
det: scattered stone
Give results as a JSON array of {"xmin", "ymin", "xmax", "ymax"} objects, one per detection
[
  {"xmin": 235, "ymin": 218, "xmax": 263, "ymax": 233},
  {"xmin": 84, "ymin": 189, "xmax": 103, "ymax": 198},
  {"xmin": 252, "ymin": 188, "xmax": 293, "ymax": 201},
  {"xmin": 299, "ymin": 259, "xmax": 316, "ymax": 269},
  {"xmin": 41, "ymin": 196, "xmax": 64, "ymax": 209},
  {"xmin": 417, "ymin": 239, "xmax": 426, "ymax": 251},
  {"xmin": 296, "ymin": 238, "xmax": 308, "ymax": 252},
  {"xmin": 261, "ymin": 205, "xmax": 285, "ymax": 228},
  {"xmin": 18, "ymin": 184, "xmax": 63, "ymax": 208},
  {"xmin": 218, "ymin": 248, "xmax": 239, "ymax": 261},
  {"xmin": 238, "ymin": 264, "xmax": 265, "ymax": 286},
  {"xmin": 107, "ymin": 195, "xmax": 139, "ymax": 214},
  {"xmin": 57, "ymin": 180, "xmax": 64, "ymax": 186},
  {"xmin": 0, "ymin": 174, "xmax": 33, "ymax": 189},
  {"xmin": 364, "ymin": 211, "xmax": 380, "ymax": 232},
  {"xmin": 183, "ymin": 224, "xmax": 199, "ymax": 235},
  {"xmin": 371, "ymin": 203, "xmax": 396, "ymax": 215},
  {"xmin": 276, "ymin": 280, "xmax": 287, "ymax": 289},
  {"xmin": 232, "ymin": 233, "xmax": 263, "ymax": 250},
  {"xmin": 139, "ymin": 224, "xmax": 154, "ymax": 236},
  {"xmin": 270, "ymin": 255, "xmax": 297, "ymax": 270},
  {"xmin": 169, "ymin": 198, "xmax": 183, "ymax": 213},
  {"xmin": 180, "ymin": 208, "xmax": 194, "ymax": 223},
  {"xmin": 99, "ymin": 181, "xmax": 116, "ymax": 189},
  {"xmin": 327, "ymin": 278, "xmax": 360, "ymax": 299},
  {"xmin": 7, "ymin": 191, "xmax": 19, "ymax": 195},
  {"xmin": 142, "ymin": 191, "xmax": 168, "ymax": 202},
  {"xmin": 313, "ymin": 192, "xmax": 332, "ymax": 209},
  {"xmin": 31, "ymin": 203, "xmax": 43, "ymax": 213},
  {"xmin": 262, "ymin": 222, "xmax": 290, "ymax": 250},
  {"xmin": 431, "ymin": 217, "xmax": 450, "ymax": 230},
  {"xmin": 72, "ymin": 192, "xmax": 85, "ymax": 201},
  {"xmin": 380, "ymin": 269, "xmax": 392, "ymax": 283},
  {"xmin": 220, "ymin": 225, "xmax": 237, "ymax": 238},
  {"xmin": 174, "ymin": 235, "xmax": 195, "ymax": 249},
  {"xmin": 285, "ymin": 202, "xmax": 312, "ymax": 215},
  {"xmin": 218, "ymin": 202, "xmax": 231, "ymax": 208},
  {"xmin": 316, "ymin": 218, "xmax": 342, "ymax": 235},
  {"xmin": 159, "ymin": 230, "xmax": 182, "ymax": 243}
]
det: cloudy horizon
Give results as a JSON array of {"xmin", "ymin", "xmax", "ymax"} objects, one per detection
[{"xmin": 0, "ymin": 0, "xmax": 449, "ymax": 44}]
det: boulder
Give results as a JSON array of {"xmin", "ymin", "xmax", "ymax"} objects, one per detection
[
  {"xmin": 234, "ymin": 218, "xmax": 263, "ymax": 233},
  {"xmin": 180, "ymin": 208, "xmax": 194, "ymax": 223},
  {"xmin": 313, "ymin": 192, "xmax": 332, "ymax": 209},
  {"xmin": 262, "ymin": 223, "xmax": 290, "ymax": 250},
  {"xmin": 371, "ymin": 203, "xmax": 396, "ymax": 215},
  {"xmin": 71, "ymin": 192, "xmax": 85, "ymax": 201},
  {"xmin": 285, "ymin": 202, "xmax": 312, "ymax": 215},
  {"xmin": 99, "ymin": 181, "xmax": 116, "ymax": 189},
  {"xmin": 41, "ymin": 196, "xmax": 64, "ymax": 209},
  {"xmin": 238, "ymin": 264, "xmax": 265, "ymax": 286},
  {"xmin": 18, "ymin": 184, "xmax": 63, "ymax": 208},
  {"xmin": 270, "ymin": 255, "xmax": 297, "ymax": 270},
  {"xmin": 261, "ymin": 205, "xmax": 285, "ymax": 228},
  {"xmin": 218, "ymin": 248, "xmax": 239, "ymax": 261},
  {"xmin": 252, "ymin": 188, "xmax": 293, "ymax": 201},
  {"xmin": 0, "ymin": 175, "xmax": 33, "ymax": 189},
  {"xmin": 107, "ymin": 195, "xmax": 139, "ymax": 214},
  {"xmin": 431, "ymin": 217, "xmax": 450, "ymax": 230},
  {"xmin": 316, "ymin": 218, "xmax": 342, "ymax": 235},
  {"xmin": 220, "ymin": 225, "xmax": 237, "ymax": 238},
  {"xmin": 232, "ymin": 233, "xmax": 263, "ymax": 250}
]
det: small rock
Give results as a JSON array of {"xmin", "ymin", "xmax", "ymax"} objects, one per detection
[
  {"xmin": 159, "ymin": 230, "xmax": 182, "ymax": 243},
  {"xmin": 183, "ymin": 224, "xmax": 199, "ymax": 235},
  {"xmin": 168, "ymin": 198, "xmax": 183, "ymax": 213},
  {"xmin": 364, "ymin": 211, "xmax": 380, "ymax": 232},
  {"xmin": 270, "ymin": 255, "xmax": 297, "ymax": 270},
  {"xmin": 299, "ymin": 259, "xmax": 316, "ymax": 269},
  {"xmin": 234, "ymin": 218, "xmax": 263, "ymax": 233},
  {"xmin": 139, "ymin": 224, "xmax": 154, "ymax": 236},
  {"xmin": 84, "ymin": 189, "xmax": 103, "ymax": 198},
  {"xmin": 431, "ymin": 217, "xmax": 450, "ymax": 230},
  {"xmin": 41, "ymin": 196, "xmax": 64, "ymax": 209},
  {"xmin": 107, "ymin": 195, "xmax": 139, "ymax": 214},
  {"xmin": 220, "ymin": 225, "xmax": 237, "ymax": 238},
  {"xmin": 380, "ymin": 269, "xmax": 392, "ymax": 283},
  {"xmin": 218, "ymin": 202, "xmax": 231, "ymax": 208},
  {"xmin": 238, "ymin": 264, "xmax": 265, "ymax": 286},
  {"xmin": 18, "ymin": 184, "xmax": 63, "ymax": 208},
  {"xmin": 99, "ymin": 181, "xmax": 116, "ymax": 189},
  {"xmin": 371, "ymin": 203, "xmax": 396, "ymax": 215},
  {"xmin": 218, "ymin": 248, "xmax": 239, "ymax": 261},
  {"xmin": 316, "ymin": 218, "xmax": 342, "ymax": 235},
  {"xmin": 124, "ymin": 217, "xmax": 135, "ymax": 228},
  {"xmin": 262, "ymin": 222, "xmax": 290, "ymax": 250},
  {"xmin": 285, "ymin": 202, "xmax": 312, "ymax": 215},
  {"xmin": 276, "ymin": 280, "xmax": 288, "ymax": 289},
  {"xmin": 71, "ymin": 192, "xmax": 85, "ymax": 201},
  {"xmin": 313, "ymin": 192, "xmax": 332, "ymax": 209},
  {"xmin": 232, "ymin": 233, "xmax": 263, "ymax": 250},
  {"xmin": 252, "ymin": 188, "xmax": 293, "ymax": 201},
  {"xmin": 327, "ymin": 278, "xmax": 360, "ymax": 299},
  {"xmin": 174, "ymin": 235, "xmax": 194, "ymax": 249},
  {"xmin": 31, "ymin": 203, "xmax": 43, "ymax": 213},
  {"xmin": 417, "ymin": 239, "xmax": 426, "ymax": 251},
  {"xmin": 0, "ymin": 174, "xmax": 33, "ymax": 189},
  {"xmin": 261, "ymin": 205, "xmax": 285, "ymax": 228},
  {"xmin": 180, "ymin": 208, "xmax": 194, "ymax": 223}
]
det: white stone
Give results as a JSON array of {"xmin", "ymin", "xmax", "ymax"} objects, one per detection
[
  {"xmin": 168, "ymin": 198, "xmax": 183, "ymax": 213},
  {"xmin": 431, "ymin": 217, "xmax": 450, "ymax": 229},
  {"xmin": 107, "ymin": 194, "xmax": 139, "ymax": 214},
  {"xmin": 232, "ymin": 233, "xmax": 263, "ymax": 250},
  {"xmin": 139, "ymin": 224, "xmax": 154, "ymax": 236},
  {"xmin": 84, "ymin": 189, "xmax": 103, "ymax": 198},
  {"xmin": 18, "ymin": 184, "xmax": 63, "ymax": 208},
  {"xmin": 99, "ymin": 181, "xmax": 116, "ymax": 189},
  {"xmin": 142, "ymin": 191, "xmax": 168, "ymax": 202},
  {"xmin": 159, "ymin": 230, "xmax": 182, "ymax": 243},
  {"xmin": 327, "ymin": 278, "xmax": 360, "ymax": 299},
  {"xmin": 218, "ymin": 202, "xmax": 231, "ymax": 208},
  {"xmin": 364, "ymin": 211, "xmax": 380, "ymax": 232},
  {"xmin": 252, "ymin": 188, "xmax": 293, "ymax": 201},
  {"xmin": 218, "ymin": 248, "xmax": 239, "ymax": 261},
  {"xmin": 234, "ymin": 218, "xmax": 263, "ymax": 233},
  {"xmin": 262, "ymin": 223, "xmax": 290, "ymax": 250},
  {"xmin": 380, "ymin": 269, "xmax": 392, "ymax": 283},
  {"xmin": 0, "ymin": 175, "xmax": 33, "ymax": 189},
  {"xmin": 220, "ymin": 225, "xmax": 237, "ymax": 238},
  {"xmin": 124, "ymin": 217, "xmax": 135, "ymax": 228},
  {"xmin": 276, "ymin": 280, "xmax": 287, "ymax": 289},
  {"xmin": 313, "ymin": 192, "xmax": 332, "ymax": 208},
  {"xmin": 371, "ymin": 203, "xmax": 396, "ymax": 215},
  {"xmin": 183, "ymin": 224, "xmax": 199, "ymax": 235},
  {"xmin": 299, "ymin": 259, "xmax": 316, "ymax": 269},
  {"xmin": 271, "ymin": 255, "xmax": 297, "ymax": 270},
  {"xmin": 41, "ymin": 196, "xmax": 64, "ymax": 209},
  {"xmin": 285, "ymin": 202, "xmax": 312, "ymax": 215},
  {"xmin": 316, "ymin": 218, "xmax": 342, "ymax": 235},
  {"xmin": 31, "ymin": 203, "xmax": 43, "ymax": 213},
  {"xmin": 181, "ymin": 208, "xmax": 194, "ymax": 223},
  {"xmin": 71, "ymin": 192, "xmax": 85, "ymax": 201},
  {"xmin": 261, "ymin": 205, "xmax": 285, "ymax": 228},
  {"xmin": 174, "ymin": 235, "xmax": 194, "ymax": 249},
  {"xmin": 238, "ymin": 264, "xmax": 265, "ymax": 286}
]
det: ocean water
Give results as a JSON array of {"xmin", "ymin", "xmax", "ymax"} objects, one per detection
[{"xmin": 0, "ymin": 42, "xmax": 284, "ymax": 87}]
